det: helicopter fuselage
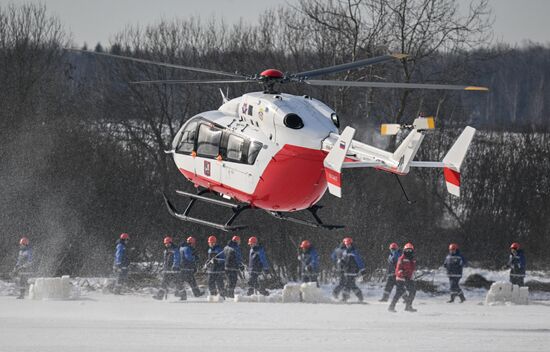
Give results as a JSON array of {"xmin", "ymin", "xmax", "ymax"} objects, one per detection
[{"xmin": 171, "ymin": 91, "xmax": 339, "ymax": 211}]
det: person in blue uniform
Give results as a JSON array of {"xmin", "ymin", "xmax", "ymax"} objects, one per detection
[
  {"xmin": 380, "ymin": 242, "xmax": 401, "ymax": 302},
  {"xmin": 443, "ymin": 243, "xmax": 466, "ymax": 303},
  {"xmin": 247, "ymin": 236, "xmax": 270, "ymax": 296},
  {"xmin": 224, "ymin": 235, "xmax": 244, "ymax": 298},
  {"xmin": 205, "ymin": 235, "xmax": 225, "ymax": 297},
  {"xmin": 339, "ymin": 237, "xmax": 365, "ymax": 302},
  {"xmin": 507, "ymin": 242, "xmax": 526, "ymax": 286},
  {"xmin": 113, "ymin": 233, "xmax": 130, "ymax": 295},
  {"xmin": 12, "ymin": 237, "xmax": 33, "ymax": 299},
  {"xmin": 153, "ymin": 236, "xmax": 181, "ymax": 300},
  {"xmin": 179, "ymin": 236, "xmax": 204, "ymax": 300},
  {"xmin": 297, "ymin": 240, "xmax": 319, "ymax": 285},
  {"xmin": 331, "ymin": 240, "xmax": 346, "ymax": 299}
]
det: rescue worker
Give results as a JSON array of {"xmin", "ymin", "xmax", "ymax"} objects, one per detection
[
  {"xmin": 339, "ymin": 237, "xmax": 365, "ymax": 302},
  {"xmin": 388, "ymin": 242, "xmax": 417, "ymax": 312},
  {"xmin": 113, "ymin": 233, "xmax": 130, "ymax": 295},
  {"xmin": 12, "ymin": 237, "xmax": 33, "ymax": 299},
  {"xmin": 247, "ymin": 236, "xmax": 270, "ymax": 296},
  {"xmin": 379, "ymin": 242, "xmax": 401, "ymax": 302},
  {"xmin": 331, "ymin": 240, "xmax": 346, "ymax": 299},
  {"xmin": 223, "ymin": 235, "xmax": 244, "ymax": 298},
  {"xmin": 298, "ymin": 240, "xmax": 319, "ymax": 285},
  {"xmin": 153, "ymin": 236, "xmax": 182, "ymax": 300},
  {"xmin": 179, "ymin": 236, "xmax": 204, "ymax": 300},
  {"xmin": 507, "ymin": 242, "xmax": 526, "ymax": 286},
  {"xmin": 205, "ymin": 235, "xmax": 225, "ymax": 297},
  {"xmin": 443, "ymin": 243, "xmax": 466, "ymax": 303}
]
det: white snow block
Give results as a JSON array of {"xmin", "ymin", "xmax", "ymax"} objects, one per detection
[
  {"xmin": 282, "ymin": 282, "xmax": 302, "ymax": 303},
  {"xmin": 300, "ymin": 282, "xmax": 330, "ymax": 303},
  {"xmin": 29, "ymin": 276, "xmax": 74, "ymax": 300},
  {"xmin": 207, "ymin": 294, "xmax": 224, "ymax": 303},
  {"xmin": 485, "ymin": 281, "xmax": 528, "ymax": 305}
]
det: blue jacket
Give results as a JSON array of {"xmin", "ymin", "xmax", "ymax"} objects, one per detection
[
  {"xmin": 15, "ymin": 246, "xmax": 33, "ymax": 271},
  {"xmin": 114, "ymin": 240, "xmax": 129, "ymax": 268},
  {"xmin": 180, "ymin": 245, "xmax": 199, "ymax": 272},
  {"xmin": 163, "ymin": 243, "xmax": 181, "ymax": 271},
  {"xmin": 249, "ymin": 245, "xmax": 269, "ymax": 274},
  {"xmin": 507, "ymin": 250, "xmax": 526, "ymax": 277},
  {"xmin": 298, "ymin": 247, "xmax": 319, "ymax": 273},
  {"xmin": 223, "ymin": 240, "xmax": 243, "ymax": 271},
  {"xmin": 206, "ymin": 244, "xmax": 225, "ymax": 274},
  {"xmin": 443, "ymin": 250, "xmax": 466, "ymax": 277},
  {"xmin": 331, "ymin": 244, "xmax": 346, "ymax": 272},
  {"xmin": 387, "ymin": 249, "xmax": 401, "ymax": 275},
  {"xmin": 342, "ymin": 245, "xmax": 366, "ymax": 276}
]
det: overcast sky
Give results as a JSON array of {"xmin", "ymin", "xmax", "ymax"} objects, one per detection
[{"xmin": 2, "ymin": 0, "xmax": 549, "ymax": 47}]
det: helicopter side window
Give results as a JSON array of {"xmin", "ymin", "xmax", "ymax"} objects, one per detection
[
  {"xmin": 196, "ymin": 124, "xmax": 222, "ymax": 158},
  {"xmin": 247, "ymin": 141, "xmax": 263, "ymax": 164},
  {"xmin": 226, "ymin": 134, "xmax": 246, "ymax": 162},
  {"xmin": 176, "ymin": 120, "xmax": 198, "ymax": 154}
]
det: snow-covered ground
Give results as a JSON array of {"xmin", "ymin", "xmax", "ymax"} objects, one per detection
[{"xmin": 1, "ymin": 269, "xmax": 549, "ymax": 352}]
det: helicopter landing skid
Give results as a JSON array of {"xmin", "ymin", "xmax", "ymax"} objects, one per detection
[
  {"xmin": 163, "ymin": 190, "xmax": 250, "ymax": 232},
  {"xmin": 268, "ymin": 205, "xmax": 344, "ymax": 230}
]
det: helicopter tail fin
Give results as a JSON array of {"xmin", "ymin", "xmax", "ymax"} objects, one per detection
[
  {"xmin": 323, "ymin": 127, "xmax": 356, "ymax": 197},
  {"xmin": 441, "ymin": 126, "xmax": 476, "ymax": 196}
]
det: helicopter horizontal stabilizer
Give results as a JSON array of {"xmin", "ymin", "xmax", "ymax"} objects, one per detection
[{"xmin": 323, "ymin": 127, "xmax": 356, "ymax": 197}]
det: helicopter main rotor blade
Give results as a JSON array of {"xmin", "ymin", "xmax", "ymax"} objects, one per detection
[
  {"xmin": 292, "ymin": 53, "xmax": 407, "ymax": 79},
  {"xmin": 130, "ymin": 79, "xmax": 255, "ymax": 85},
  {"xmin": 67, "ymin": 48, "xmax": 247, "ymax": 79},
  {"xmin": 305, "ymin": 79, "xmax": 489, "ymax": 91}
]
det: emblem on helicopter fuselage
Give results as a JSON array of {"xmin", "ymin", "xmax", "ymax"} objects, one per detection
[{"xmin": 204, "ymin": 160, "xmax": 211, "ymax": 176}]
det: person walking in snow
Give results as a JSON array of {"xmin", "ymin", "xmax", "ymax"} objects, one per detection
[
  {"xmin": 153, "ymin": 236, "xmax": 182, "ymax": 300},
  {"xmin": 113, "ymin": 233, "xmax": 130, "ymax": 295},
  {"xmin": 506, "ymin": 242, "xmax": 526, "ymax": 286},
  {"xmin": 337, "ymin": 237, "xmax": 365, "ymax": 303},
  {"xmin": 224, "ymin": 235, "xmax": 244, "ymax": 298},
  {"xmin": 388, "ymin": 242, "xmax": 417, "ymax": 312},
  {"xmin": 12, "ymin": 237, "xmax": 33, "ymax": 299},
  {"xmin": 178, "ymin": 236, "xmax": 204, "ymax": 300},
  {"xmin": 331, "ymin": 240, "xmax": 346, "ymax": 299},
  {"xmin": 297, "ymin": 240, "xmax": 320, "ymax": 285},
  {"xmin": 444, "ymin": 243, "xmax": 466, "ymax": 303},
  {"xmin": 246, "ymin": 236, "xmax": 270, "ymax": 296},
  {"xmin": 205, "ymin": 235, "xmax": 225, "ymax": 297},
  {"xmin": 379, "ymin": 242, "xmax": 401, "ymax": 302}
]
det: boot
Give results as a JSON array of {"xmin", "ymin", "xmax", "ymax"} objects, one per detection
[
  {"xmin": 459, "ymin": 293, "xmax": 466, "ymax": 303},
  {"xmin": 153, "ymin": 289, "xmax": 165, "ymax": 300},
  {"xmin": 388, "ymin": 302, "xmax": 397, "ymax": 312},
  {"xmin": 447, "ymin": 294, "xmax": 456, "ymax": 303},
  {"xmin": 226, "ymin": 289, "xmax": 234, "ymax": 299},
  {"xmin": 332, "ymin": 290, "xmax": 339, "ymax": 300},
  {"xmin": 405, "ymin": 304, "xmax": 417, "ymax": 312},
  {"xmin": 192, "ymin": 288, "xmax": 204, "ymax": 297},
  {"xmin": 247, "ymin": 287, "xmax": 254, "ymax": 296},
  {"xmin": 16, "ymin": 289, "xmax": 25, "ymax": 299},
  {"xmin": 379, "ymin": 293, "xmax": 389, "ymax": 302},
  {"xmin": 179, "ymin": 290, "xmax": 187, "ymax": 301},
  {"xmin": 355, "ymin": 289, "xmax": 364, "ymax": 303},
  {"xmin": 113, "ymin": 285, "xmax": 122, "ymax": 295}
]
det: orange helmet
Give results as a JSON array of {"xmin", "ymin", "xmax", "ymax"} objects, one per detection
[
  {"xmin": 163, "ymin": 236, "xmax": 173, "ymax": 245},
  {"xmin": 404, "ymin": 242, "xmax": 414, "ymax": 251},
  {"xmin": 19, "ymin": 237, "xmax": 29, "ymax": 246},
  {"xmin": 231, "ymin": 235, "xmax": 241, "ymax": 243},
  {"xmin": 208, "ymin": 235, "xmax": 217, "ymax": 244},
  {"xmin": 510, "ymin": 242, "xmax": 520, "ymax": 250},
  {"xmin": 120, "ymin": 233, "xmax": 129, "ymax": 240},
  {"xmin": 343, "ymin": 237, "xmax": 353, "ymax": 246},
  {"xmin": 186, "ymin": 236, "xmax": 196, "ymax": 246},
  {"xmin": 449, "ymin": 243, "xmax": 459, "ymax": 251},
  {"xmin": 248, "ymin": 236, "xmax": 258, "ymax": 246},
  {"xmin": 300, "ymin": 240, "xmax": 311, "ymax": 249},
  {"xmin": 389, "ymin": 242, "xmax": 398, "ymax": 250}
]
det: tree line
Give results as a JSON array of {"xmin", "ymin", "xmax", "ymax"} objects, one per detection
[{"xmin": 0, "ymin": 1, "xmax": 548, "ymax": 279}]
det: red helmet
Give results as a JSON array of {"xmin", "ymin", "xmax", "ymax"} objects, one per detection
[
  {"xmin": 510, "ymin": 242, "xmax": 520, "ymax": 250},
  {"xmin": 248, "ymin": 236, "xmax": 258, "ymax": 246},
  {"xmin": 343, "ymin": 237, "xmax": 353, "ymax": 246},
  {"xmin": 186, "ymin": 236, "xmax": 196, "ymax": 246},
  {"xmin": 19, "ymin": 237, "xmax": 29, "ymax": 246},
  {"xmin": 404, "ymin": 242, "xmax": 414, "ymax": 251},
  {"xmin": 208, "ymin": 235, "xmax": 217, "ymax": 244},
  {"xmin": 389, "ymin": 242, "xmax": 398, "ymax": 250},
  {"xmin": 120, "ymin": 233, "xmax": 129, "ymax": 240},
  {"xmin": 163, "ymin": 236, "xmax": 173, "ymax": 245},
  {"xmin": 300, "ymin": 240, "xmax": 311, "ymax": 249},
  {"xmin": 231, "ymin": 235, "xmax": 241, "ymax": 243},
  {"xmin": 449, "ymin": 243, "xmax": 459, "ymax": 251}
]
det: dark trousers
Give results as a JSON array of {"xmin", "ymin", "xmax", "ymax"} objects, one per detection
[
  {"xmin": 382, "ymin": 275, "xmax": 397, "ymax": 298},
  {"xmin": 449, "ymin": 277, "xmax": 463, "ymax": 295},
  {"xmin": 161, "ymin": 272, "xmax": 183, "ymax": 293},
  {"xmin": 225, "ymin": 270, "xmax": 238, "ymax": 297},
  {"xmin": 510, "ymin": 275, "xmax": 524, "ymax": 286},
  {"xmin": 333, "ymin": 272, "xmax": 346, "ymax": 297},
  {"xmin": 15, "ymin": 273, "xmax": 30, "ymax": 298},
  {"xmin": 247, "ymin": 272, "xmax": 268, "ymax": 295},
  {"xmin": 391, "ymin": 279, "xmax": 416, "ymax": 307},
  {"xmin": 341, "ymin": 275, "xmax": 363, "ymax": 301},
  {"xmin": 114, "ymin": 268, "xmax": 129, "ymax": 294},
  {"xmin": 180, "ymin": 271, "xmax": 202, "ymax": 298},
  {"xmin": 302, "ymin": 273, "xmax": 319, "ymax": 285},
  {"xmin": 208, "ymin": 272, "xmax": 225, "ymax": 296}
]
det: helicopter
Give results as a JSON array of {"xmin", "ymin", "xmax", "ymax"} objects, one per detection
[{"xmin": 76, "ymin": 50, "xmax": 486, "ymax": 231}]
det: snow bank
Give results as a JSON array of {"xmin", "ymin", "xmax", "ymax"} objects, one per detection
[
  {"xmin": 29, "ymin": 276, "xmax": 79, "ymax": 300},
  {"xmin": 485, "ymin": 282, "xmax": 529, "ymax": 305}
]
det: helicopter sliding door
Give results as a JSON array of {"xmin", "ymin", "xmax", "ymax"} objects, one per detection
[{"xmin": 195, "ymin": 123, "xmax": 223, "ymax": 184}]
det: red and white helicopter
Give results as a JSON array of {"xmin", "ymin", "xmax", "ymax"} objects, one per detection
[{"xmin": 80, "ymin": 50, "xmax": 486, "ymax": 231}]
